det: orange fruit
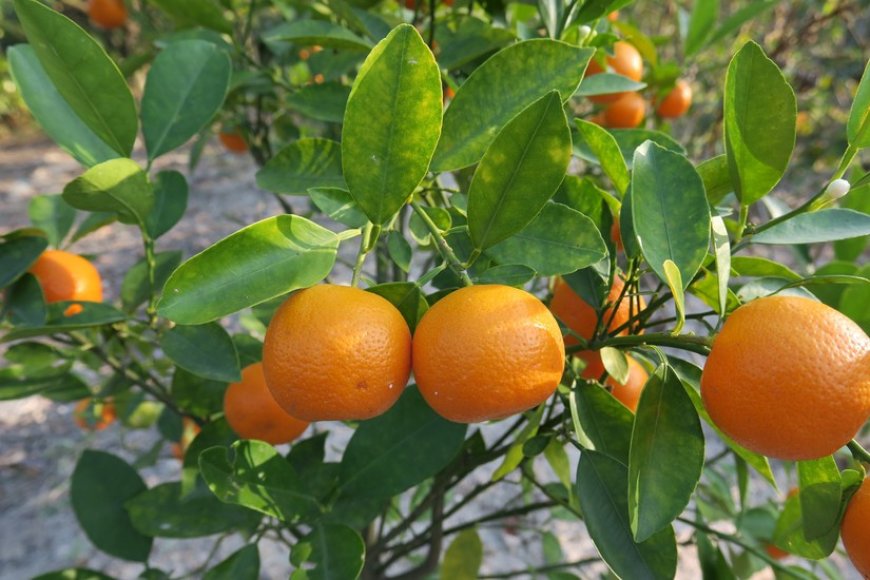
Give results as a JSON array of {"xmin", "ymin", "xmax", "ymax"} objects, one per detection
[
  {"xmin": 585, "ymin": 41, "xmax": 644, "ymax": 103},
  {"xmin": 88, "ymin": 0, "xmax": 127, "ymax": 29},
  {"xmin": 606, "ymin": 356, "xmax": 648, "ymax": 412},
  {"xmin": 29, "ymin": 250, "xmax": 103, "ymax": 315},
  {"xmin": 701, "ymin": 296, "xmax": 870, "ymax": 460},
  {"xmin": 224, "ymin": 362, "xmax": 310, "ymax": 445},
  {"xmin": 765, "ymin": 544, "xmax": 790, "ymax": 561},
  {"xmin": 412, "ymin": 285, "xmax": 565, "ymax": 423},
  {"xmin": 603, "ymin": 92, "xmax": 646, "ymax": 128},
  {"xmin": 263, "ymin": 285, "xmax": 412, "ymax": 421},
  {"xmin": 73, "ymin": 399, "xmax": 116, "ymax": 431},
  {"xmin": 610, "ymin": 219, "xmax": 623, "ymax": 251},
  {"xmin": 219, "ymin": 131, "xmax": 248, "ymax": 154},
  {"xmin": 550, "ymin": 277, "xmax": 645, "ymax": 379},
  {"xmin": 607, "ymin": 10, "xmax": 619, "ymax": 21},
  {"xmin": 842, "ymin": 477, "xmax": 870, "ymax": 577},
  {"xmin": 656, "ymin": 79, "xmax": 692, "ymax": 119}
]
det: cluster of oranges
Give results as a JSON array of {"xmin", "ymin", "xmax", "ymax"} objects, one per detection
[{"xmin": 584, "ymin": 39, "xmax": 692, "ymax": 129}]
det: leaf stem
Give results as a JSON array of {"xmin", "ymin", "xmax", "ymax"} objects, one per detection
[
  {"xmin": 352, "ymin": 223, "xmax": 374, "ymax": 287},
  {"xmin": 410, "ymin": 201, "xmax": 473, "ymax": 286},
  {"xmin": 848, "ymin": 439, "xmax": 870, "ymax": 465},
  {"xmin": 575, "ymin": 332, "xmax": 713, "ymax": 356}
]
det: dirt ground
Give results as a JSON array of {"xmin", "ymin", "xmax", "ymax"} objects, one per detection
[{"xmin": 0, "ymin": 136, "xmax": 854, "ymax": 579}]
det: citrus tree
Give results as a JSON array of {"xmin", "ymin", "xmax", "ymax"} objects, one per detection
[{"xmin": 2, "ymin": 0, "xmax": 870, "ymax": 578}]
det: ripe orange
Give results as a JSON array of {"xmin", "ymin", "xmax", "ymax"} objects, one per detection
[
  {"xmin": 29, "ymin": 250, "xmax": 103, "ymax": 315},
  {"xmin": 585, "ymin": 41, "xmax": 644, "ymax": 103},
  {"xmin": 610, "ymin": 218, "xmax": 623, "ymax": 251},
  {"xmin": 88, "ymin": 0, "xmax": 127, "ymax": 29},
  {"xmin": 606, "ymin": 356, "xmax": 648, "ymax": 412},
  {"xmin": 603, "ymin": 92, "xmax": 646, "ymax": 128},
  {"xmin": 550, "ymin": 277, "xmax": 645, "ymax": 379},
  {"xmin": 73, "ymin": 399, "xmax": 116, "ymax": 431},
  {"xmin": 219, "ymin": 131, "xmax": 248, "ymax": 154},
  {"xmin": 607, "ymin": 10, "xmax": 619, "ymax": 21},
  {"xmin": 263, "ymin": 285, "xmax": 412, "ymax": 422},
  {"xmin": 657, "ymin": 79, "xmax": 692, "ymax": 119},
  {"xmin": 224, "ymin": 362, "xmax": 310, "ymax": 445},
  {"xmin": 842, "ymin": 477, "xmax": 870, "ymax": 577},
  {"xmin": 412, "ymin": 285, "xmax": 565, "ymax": 423},
  {"xmin": 701, "ymin": 296, "xmax": 870, "ymax": 460}
]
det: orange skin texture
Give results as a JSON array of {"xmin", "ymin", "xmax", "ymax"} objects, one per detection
[
  {"xmin": 224, "ymin": 363, "xmax": 310, "ymax": 445},
  {"xmin": 219, "ymin": 132, "xmax": 248, "ymax": 154},
  {"xmin": 586, "ymin": 41, "xmax": 644, "ymax": 103},
  {"xmin": 657, "ymin": 79, "xmax": 692, "ymax": 119},
  {"xmin": 701, "ymin": 296, "xmax": 870, "ymax": 460},
  {"xmin": 412, "ymin": 285, "xmax": 565, "ymax": 424},
  {"xmin": 603, "ymin": 92, "xmax": 646, "ymax": 128},
  {"xmin": 89, "ymin": 0, "xmax": 127, "ymax": 29},
  {"xmin": 74, "ymin": 399, "xmax": 116, "ymax": 431},
  {"xmin": 606, "ymin": 356, "xmax": 648, "ymax": 412},
  {"xmin": 29, "ymin": 250, "xmax": 103, "ymax": 316},
  {"xmin": 843, "ymin": 478, "xmax": 870, "ymax": 578},
  {"xmin": 550, "ymin": 277, "xmax": 645, "ymax": 379},
  {"xmin": 263, "ymin": 285, "xmax": 412, "ymax": 422}
]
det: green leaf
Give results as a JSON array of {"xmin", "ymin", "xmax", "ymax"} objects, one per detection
[
  {"xmin": 474, "ymin": 264, "xmax": 536, "ymax": 286},
  {"xmin": 158, "ymin": 215, "xmax": 338, "ymax": 325},
  {"xmin": 120, "ymin": 251, "xmax": 181, "ymax": 312},
  {"xmin": 5, "ymin": 274, "xmax": 46, "ymax": 327},
  {"xmin": 630, "ymin": 141, "xmax": 710, "ymax": 289},
  {"xmin": 772, "ymin": 489, "xmax": 839, "ymax": 559},
  {"xmin": 366, "ymin": 283, "xmax": 428, "ymax": 332},
  {"xmin": 629, "ymin": 365, "xmax": 705, "ymax": 542},
  {"xmin": 0, "ymin": 369, "xmax": 85, "ymax": 401},
  {"xmin": 576, "ymin": 73, "xmax": 646, "ymax": 97},
  {"xmin": 200, "ymin": 440, "xmax": 322, "ymax": 521},
  {"xmin": 204, "ymin": 545, "xmax": 260, "ymax": 580},
  {"xmin": 797, "ymin": 457, "xmax": 842, "ymax": 541},
  {"xmin": 127, "ymin": 482, "xmax": 260, "ymax": 538},
  {"xmin": 492, "ymin": 405, "xmax": 544, "ymax": 481},
  {"xmin": 292, "ymin": 524, "xmax": 365, "ymax": 580},
  {"xmin": 142, "ymin": 40, "xmax": 231, "ymax": 160},
  {"xmin": 62, "ymin": 159, "xmax": 154, "ymax": 226},
  {"xmin": 663, "ymin": 260, "xmax": 686, "ymax": 334},
  {"xmin": 488, "ymin": 202, "xmax": 607, "ymax": 276},
  {"xmin": 697, "ymin": 155, "xmax": 732, "ymax": 205},
  {"xmin": 342, "ymin": 24, "xmax": 442, "ymax": 225},
  {"xmin": 840, "ymin": 264, "xmax": 870, "ymax": 333},
  {"xmin": 433, "ymin": 40, "xmax": 592, "ymax": 171},
  {"xmin": 440, "ymin": 528, "xmax": 483, "ymax": 580},
  {"xmin": 0, "ymin": 229, "xmax": 47, "ymax": 289},
  {"xmin": 435, "ymin": 17, "xmax": 516, "ymax": 70},
  {"xmin": 8, "ymin": 45, "xmax": 118, "ymax": 167},
  {"xmin": 13, "ymin": 0, "xmax": 137, "ymax": 156},
  {"xmin": 70, "ymin": 212, "xmax": 116, "ymax": 244},
  {"xmin": 386, "ymin": 231, "xmax": 412, "ymax": 273},
  {"xmin": 711, "ymin": 217, "xmax": 731, "ymax": 320},
  {"xmin": 574, "ymin": 119, "xmax": 630, "ymax": 195},
  {"xmin": 28, "ymin": 195, "xmax": 75, "ymax": 249},
  {"xmin": 256, "ymin": 139, "xmax": 346, "ymax": 196},
  {"xmin": 149, "ymin": 0, "xmax": 232, "ymax": 33},
  {"xmin": 730, "ymin": 256, "xmax": 800, "ymax": 281},
  {"xmin": 570, "ymin": 384, "xmax": 633, "ymax": 463},
  {"xmin": 145, "ymin": 170, "xmax": 189, "ymax": 239},
  {"xmin": 286, "ymin": 82, "xmax": 351, "ymax": 123},
  {"xmin": 724, "ymin": 41, "xmax": 796, "ymax": 204},
  {"xmin": 182, "ymin": 418, "xmax": 236, "ymax": 495},
  {"xmin": 160, "ymin": 323, "xmax": 241, "ymax": 383},
  {"xmin": 33, "ymin": 569, "xmax": 114, "ymax": 580},
  {"xmin": 171, "ymin": 368, "xmax": 226, "ymax": 419},
  {"xmin": 307, "ymin": 189, "xmax": 366, "ymax": 230},
  {"xmin": 707, "ymin": 0, "xmax": 778, "ymax": 45},
  {"xmin": 848, "ymin": 59, "xmax": 870, "ymax": 147},
  {"xmin": 264, "ymin": 20, "xmax": 373, "ymax": 50},
  {"xmin": 338, "ymin": 387, "xmax": 467, "ymax": 498},
  {"xmin": 576, "ymin": 451, "xmax": 678, "ymax": 579},
  {"xmin": 71, "ymin": 450, "xmax": 152, "ymax": 562},
  {"xmin": 751, "ymin": 209, "xmax": 870, "ymax": 244},
  {"xmin": 684, "ymin": 0, "xmax": 719, "ymax": 56},
  {"xmin": 468, "ymin": 92, "xmax": 572, "ymax": 250},
  {"xmin": 3, "ymin": 302, "xmax": 126, "ymax": 342}
]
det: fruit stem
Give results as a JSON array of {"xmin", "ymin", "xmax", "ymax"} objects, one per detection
[
  {"xmin": 410, "ymin": 201, "xmax": 473, "ymax": 286},
  {"xmin": 579, "ymin": 332, "xmax": 713, "ymax": 356},
  {"xmin": 848, "ymin": 439, "xmax": 870, "ymax": 465},
  {"xmin": 352, "ymin": 223, "xmax": 375, "ymax": 287}
]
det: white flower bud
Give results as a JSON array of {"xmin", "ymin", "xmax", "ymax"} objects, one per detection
[
  {"xmin": 578, "ymin": 25, "xmax": 592, "ymax": 39},
  {"xmin": 825, "ymin": 179, "xmax": 850, "ymax": 200}
]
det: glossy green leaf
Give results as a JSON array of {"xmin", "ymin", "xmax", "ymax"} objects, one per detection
[
  {"xmin": 181, "ymin": 418, "xmax": 236, "ymax": 495},
  {"xmin": 433, "ymin": 40, "xmax": 592, "ymax": 171},
  {"xmin": 629, "ymin": 365, "xmax": 705, "ymax": 542},
  {"xmin": 342, "ymin": 24, "xmax": 442, "ymax": 224},
  {"xmin": 0, "ymin": 229, "xmax": 48, "ymax": 289},
  {"xmin": 631, "ymin": 141, "xmax": 710, "ymax": 289},
  {"xmin": 751, "ymin": 209, "xmax": 870, "ymax": 245},
  {"xmin": 149, "ymin": 0, "xmax": 232, "ymax": 33},
  {"xmin": 697, "ymin": 155, "xmax": 732, "ymax": 205},
  {"xmin": 487, "ymin": 202, "xmax": 606, "ymax": 276},
  {"xmin": 120, "ymin": 251, "xmax": 181, "ymax": 312},
  {"xmin": 573, "ymin": 0, "xmax": 636, "ymax": 24},
  {"xmin": 200, "ymin": 440, "xmax": 322, "ymax": 521},
  {"xmin": 440, "ymin": 528, "xmax": 483, "ymax": 580},
  {"xmin": 772, "ymin": 490, "xmax": 839, "ymax": 559},
  {"xmin": 711, "ymin": 217, "xmax": 731, "ymax": 320},
  {"xmin": 730, "ymin": 256, "xmax": 800, "ymax": 281},
  {"xmin": 5, "ymin": 274, "xmax": 46, "ymax": 327},
  {"xmin": 474, "ymin": 264, "xmax": 536, "ymax": 286},
  {"xmin": 338, "ymin": 387, "xmax": 467, "ymax": 498},
  {"xmin": 309, "ymin": 188, "xmax": 368, "ymax": 228},
  {"xmin": 797, "ymin": 457, "xmax": 842, "ymax": 541},
  {"xmin": 160, "ymin": 323, "xmax": 241, "ymax": 383},
  {"xmin": 576, "ymin": 73, "xmax": 646, "ymax": 97},
  {"xmin": 366, "ymin": 283, "xmax": 428, "ymax": 332},
  {"xmin": 386, "ymin": 231, "xmax": 412, "ymax": 273},
  {"xmin": 3, "ymin": 302, "xmax": 126, "ymax": 342},
  {"xmin": 435, "ymin": 17, "xmax": 516, "ymax": 70},
  {"xmin": 204, "ymin": 545, "xmax": 260, "ymax": 580},
  {"xmin": 171, "ymin": 368, "xmax": 227, "ymax": 420},
  {"xmin": 28, "ymin": 195, "xmax": 75, "ymax": 249},
  {"xmin": 684, "ymin": 0, "xmax": 719, "ymax": 56},
  {"xmin": 264, "ymin": 20, "xmax": 372, "ymax": 50},
  {"xmin": 574, "ymin": 119, "xmax": 630, "ymax": 195},
  {"xmin": 158, "ymin": 215, "xmax": 338, "ymax": 325},
  {"xmin": 292, "ymin": 524, "xmax": 365, "ymax": 580},
  {"xmin": 8, "ymin": 45, "xmax": 118, "ymax": 167},
  {"xmin": 71, "ymin": 450, "xmax": 152, "ymax": 562},
  {"xmin": 724, "ymin": 41, "xmax": 796, "ymax": 204},
  {"xmin": 468, "ymin": 92, "xmax": 571, "ymax": 250},
  {"xmin": 13, "ymin": 0, "xmax": 137, "ymax": 156},
  {"xmin": 62, "ymin": 159, "xmax": 154, "ymax": 226},
  {"xmin": 847, "ymin": 58, "xmax": 870, "ymax": 147},
  {"xmin": 576, "ymin": 451, "xmax": 678, "ymax": 579},
  {"xmin": 127, "ymin": 482, "xmax": 260, "ymax": 538},
  {"xmin": 142, "ymin": 40, "xmax": 231, "ymax": 160},
  {"xmin": 0, "ymin": 369, "xmax": 80, "ymax": 402},
  {"xmin": 571, "ymin": 384, "xmax": 633, "ymax": 463},
  {"xmin": 145, "ymin": 170, "xmax": 188, "ymax": 239},
  {"xmin": 257, "ymin": 139, "xmax": 346, "ymax": 196},
  {"xmin": 286, "ymin": 83, "xmax": 351, "ymax": 123}
]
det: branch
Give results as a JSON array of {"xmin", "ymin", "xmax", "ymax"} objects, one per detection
[{"xmin": 410, "ymin": 201, "xmax": 473, "ymax": 286}]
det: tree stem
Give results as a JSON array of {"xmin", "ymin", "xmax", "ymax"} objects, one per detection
[{"xmin": 410, "ymin": 201, "xmax": 472, "ymax": 286}]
